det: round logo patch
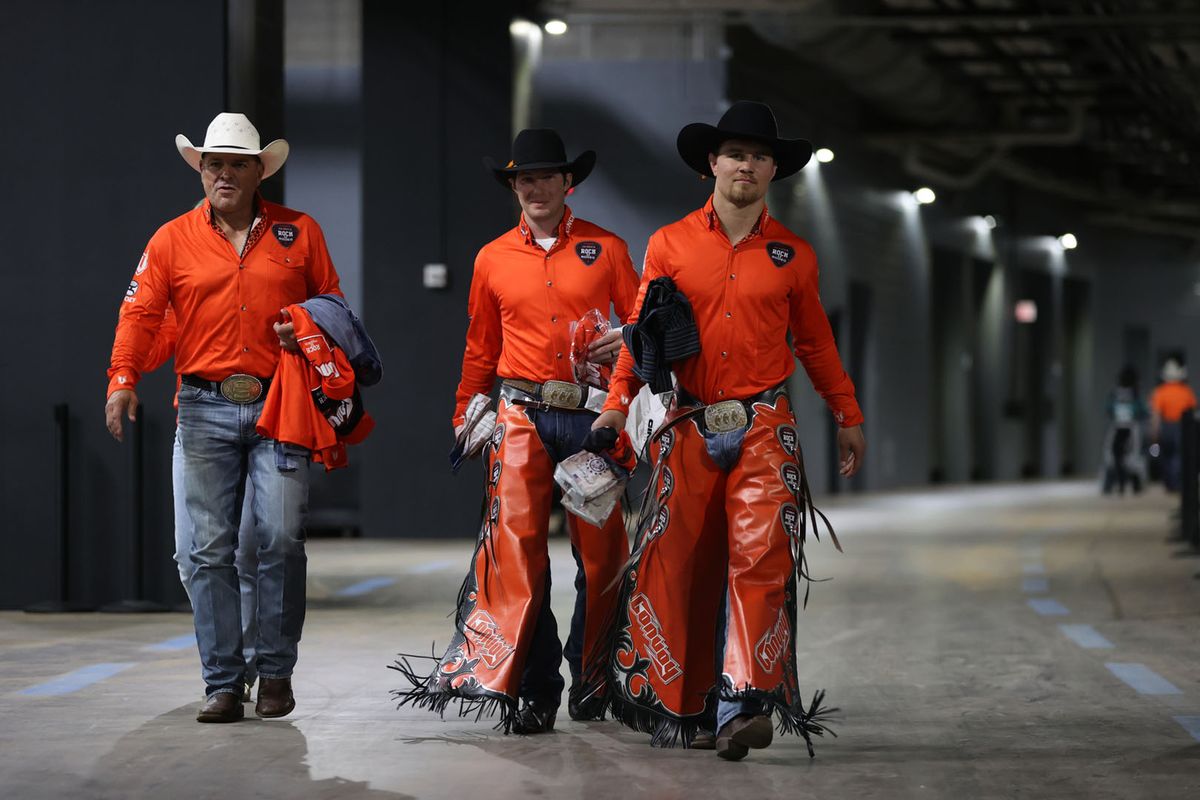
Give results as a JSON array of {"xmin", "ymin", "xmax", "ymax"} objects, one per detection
[
  {"xmin": 780, "ymin": 462, "xmax": 802, "ymax": 494},
  {"xmin": 776, "ymin": 425, "xmax": 798, "ymax": 457},
  {"xmin": 780, "ymin": 504, "xmax": 800, "ymax": 539}
]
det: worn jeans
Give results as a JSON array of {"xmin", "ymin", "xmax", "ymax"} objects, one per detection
[
  {"xmin": 706, "ymin": 426, "xmax": 768, "ymax": 732},
  {"xmin": 176, "ymin": 383, "xmax": 309, "ymax": 697},
  {"xmin": 172, "ymin": 431, "xmax": 260, "ymax": 685},
  {"xmin": 515, "ymin": 405, "xmax": 598, "ymax": 703}
]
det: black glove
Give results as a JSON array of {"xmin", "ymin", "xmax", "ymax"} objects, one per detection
[{"xmin": 582, "ymin": 426, "xmax": 619, "ymax": 453}]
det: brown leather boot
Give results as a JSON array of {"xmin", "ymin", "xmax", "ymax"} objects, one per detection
[
  {"xmin": 715, "ymin": 714, "xmax": 773, "ymax": 761},
  {"xmin": 255, "ymin": 677, "xmax": 295, "ymax": 718},
  {"xmin": 197, "ymin": 691, "xmax": 244, "ymax": 723}
]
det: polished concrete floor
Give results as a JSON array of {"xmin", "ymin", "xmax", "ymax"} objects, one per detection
[{"xmin": 3, "ymin": 481, "xmax": 1200, "ymax": 799}]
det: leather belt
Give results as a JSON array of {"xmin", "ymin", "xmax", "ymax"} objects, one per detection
[
  {"xmin": 182, "ymin": 373, "xmax": 271, "ymax": 405},
  {"xmin": 673, "ymin": 383, "xmax": 788, "ymax": 433},
  {"xmin": 502, "ymin": 378, "xmax": 594, "ymax": 411}
]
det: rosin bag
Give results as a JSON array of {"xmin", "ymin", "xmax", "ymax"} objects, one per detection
[
  {"xmin": 449, "ymin": 393, "xmax": 497, "ymax": 474},
  {"xmin": 569, "ymin": 308, "xmax": 612, "ymax": 391}
]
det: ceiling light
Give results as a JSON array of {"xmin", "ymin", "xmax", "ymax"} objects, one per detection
[
  {"xmin": 1058, "ymin": 233, "xmax": 1078, "ymax": 250},
  {"xmin": 815, "ymin": 148, "xmax": 834, "ymax": 163},
  {"xmin": 984, "ymin": 215, "xmax": 997, "ymax": 229},
  {"xmin": 509, "ymin": 18, "xmax": 537, "ymax": 37},
  {"xmin": 913, "ymin": 187, "xmax": 936, "ymax": 205},
  {"xmin": 544, "ymin": 19, "xmax": 568, "ymax": 35}
]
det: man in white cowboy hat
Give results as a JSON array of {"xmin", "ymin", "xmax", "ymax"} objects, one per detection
[
  {"xmin": 590, "ymin": 100, "xmax": 866, "ymax": 760},
  {"xmin": 394, "ymin": 128, "xmax": 638, "ymax": 735},
  {"xmin": 105, "ymin": 112, "xmax": 343, "ymax": 723}
]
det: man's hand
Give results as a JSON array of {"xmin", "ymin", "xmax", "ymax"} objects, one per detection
[
  {"xmin": 837, "ymin": 424, "xmax": 866, "ymax": 478},
  {"xmin": 273, "ymin": 308, "xmax": 299, "ymax": 353},
  {"xmin": 592, "ymin": 409, "xmax": 627, "ymax": 432},
  {"xmin": 105, "ymin": 389, "xmax": 140, "ymax": 442},
  {"xmin": 587, "ymin": 328, "xmax": 624, "ymax": 365}
]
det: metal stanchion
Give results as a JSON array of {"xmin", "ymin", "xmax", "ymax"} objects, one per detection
[
  {"xmin": 100, "ymin": 406, "xmax": 169, "ymax": 613},
  {"xmin": 26, "ymin": 405, "xmax": 94, "ymax": 613}
]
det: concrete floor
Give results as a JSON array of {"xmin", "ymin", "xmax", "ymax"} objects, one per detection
[{"xmin": 3, "ymin": 481, "xmax": 1199, "ymax": 799}]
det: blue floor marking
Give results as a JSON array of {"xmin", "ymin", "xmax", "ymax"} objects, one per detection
[
  {"xmin": 1028, "ymin": 598, "xmax": 1070, "ymax": 616},
  {"xmin": 18, "ymin": 663, "xmax": 137, "ymax": 696},
  {"xmin": 1173, "ymin": 716, "xmax": 1200, "ymax": 743},
  {"xmin": 1022, "ymin": 563, "xmax": 1046, "ymax": 575},
  {"xmin": 143, "ymin": 633, "xmax": 197, "ymax": 652},
  {"xmin": 1022, "ymin": 577, "xmax": 1049, "ymax": 593},
  {"xmin": 408, "ymin": 559, "xmax": 457, "ymax": 575},
  {"xmin": 335, "ymin": 576, "xmax": 397, "ymax": 597},
  {"xmin": 1105, "ymin": 663, "xmax": 1182, "ymax": 695},
  {"xmin": 1058, "ymin": 624, "xmax": 1114, "ymax": 649}
]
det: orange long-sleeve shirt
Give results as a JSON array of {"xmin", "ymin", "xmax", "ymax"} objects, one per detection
[
  {"xmin": 453, "ymin": 206, "xmax": 639, "ymax": 425},
  {"xmin": 107, "ymin": 198, "xmax": 342, "ymax": 397},
  {"xmin": 604, "ymin": 197, "xmax": 863, "ymax": 427}
]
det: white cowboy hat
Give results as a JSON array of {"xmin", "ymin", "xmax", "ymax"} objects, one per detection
[{"xmin": 175, "ymin": 112, "xmax": 289, "ymax": 179}]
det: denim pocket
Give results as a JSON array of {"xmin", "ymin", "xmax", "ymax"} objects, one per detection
[{"xmin": 177, "ymin": 383, "xmax": 203, "ymax": 403}]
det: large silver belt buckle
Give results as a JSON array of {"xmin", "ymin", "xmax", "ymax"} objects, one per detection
[
  {"xmin": 542, "ymin": 380, "xmax": 583, "ymax": 409},
  {"xmin": 705, "ymin": 399, "xmax": 748, "ymax": 433},
  {"xmin": 220, "ymin": 374, "xmax": 264, "ymax": 404}
]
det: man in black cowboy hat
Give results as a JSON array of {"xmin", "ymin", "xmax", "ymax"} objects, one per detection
[
  {"xmin": 590, "ymin": 101, "xmax": 866, "ymax": 760},
  {"xmin": 394, "ymin": 129, "xmax": 639, "ymax": 734}
]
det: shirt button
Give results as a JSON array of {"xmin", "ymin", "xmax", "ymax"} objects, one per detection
[
  {"xmin": 718, "ymin": 390, "xmax": 725, "ymax": 397},
  {"xmin": 551, "ymin": 316, "xmax": 557, "ymax": 322},
  {"xmin": 243, "ymin": 347, "xmax": 249, "ymax": 352},
  {"xmin": 725, "ymin": 312, "xmax": 732, "ymax": 318},
  {"xmin": 722, "ymin": 351, "xmax": 728, "ymax": 358},
  {"xmin": 239, "ymin": 264, "xmax": 245, "ymax": 270},
  {"xmin": 241, "ymin": 305, "xmax": 247, "ymax": 311},
  {"xmin": 729, "ymin": 274, "xmax": 736, "ymax": 280},
  {"xmin": 547, "ymin": 281, "xmax": 553, "ymax": 287},
  {"xmin": 556, "ymin": 352, "xmax": 563, "ymax": 359}
]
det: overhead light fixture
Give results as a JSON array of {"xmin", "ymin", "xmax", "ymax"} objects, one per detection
[
  {"xmin": 984, "ymin": 214, "xmax": 997, "ymax": 229},
  {"xmin": 1058, "ymin": 233, "xmax": 1078, "ymax": 250},
  {"xmin": 913, "ymin": 187, "xmax": 936, "ymax": 205},
  {"xmin": 509, "ymin": 18, "xmax": 537, "ymax": 37},
  {"xmin": 815, "ymin": 148, "xmax": 835, "ymax": 163},
  {"xmin": 544, "ymin": 19, "xmax": 568, "ymax": 35}
]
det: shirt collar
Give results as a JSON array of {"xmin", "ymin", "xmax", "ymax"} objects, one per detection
[
  {"xmin": 202, "ymin": 193, "xmax": 269, "ymax": 230},
  {"xmin": 702, "ymin": 195, "xmax": 770, "ymax": 243},
  {"xmin": 517, "ymin": 204, "xmax": 575, "ymax": 247}
]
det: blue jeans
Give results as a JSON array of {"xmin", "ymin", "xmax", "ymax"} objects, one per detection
[
  {"xmin": 172, "ymin": 432, "xmax": 260, "ymax": 685},
  {"xmin": 705, "ymin": 425, "xmax": 767, "ymax": 732},
  {"xmin": 514, "ymin": 406, "xmax": 594, "ymax": 703},
  {"xmin": 176, "ymin": 383, "xmax": 309, "ymax": 697}
]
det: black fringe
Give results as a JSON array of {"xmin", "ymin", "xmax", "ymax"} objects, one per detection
[
  {"xmin": 720, "ymin": 682, "xmax": 840, "ymax": 758},
  {"xmin": 388, "ymin": 650, "xmax": 519, "ymax": 734}
]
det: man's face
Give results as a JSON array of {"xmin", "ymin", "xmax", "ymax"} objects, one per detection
[
  {"xmin": 709, "ymin": 139, "xmax": 776, "ymax": 208},
  {"xmin": 511, "ymin": 169, "xmax": 571, "ymax": 227},
  {"xmin": 200, "ymin": 153, "xmax": 264, "ymax": 216}
]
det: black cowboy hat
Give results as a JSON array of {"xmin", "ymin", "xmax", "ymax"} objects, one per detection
[
  {"xmin": 676, "ymin": 101, "xmax": 812, "ymax": 182},
  {"xmin": 483, "ymin": 128, "xmax": 596, "ymax": 189}
]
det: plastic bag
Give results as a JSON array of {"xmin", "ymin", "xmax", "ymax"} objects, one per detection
[{"xmin": 569, "ymin": 308, "xmax": 612, "ymax": 390}]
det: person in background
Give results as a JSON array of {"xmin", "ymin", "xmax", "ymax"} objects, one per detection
[
  {"xmin": 1150, "ymin": 356, "xmax": 1197, "ymax": 493},
  {"xmin": 1101, "ymin": 365, "xmax": 1148, "ymax": 495}
]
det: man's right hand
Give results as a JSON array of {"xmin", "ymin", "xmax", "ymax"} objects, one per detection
[
  {"xmin": 592, "ymin": 409, "xmax": 627, "ymax": 432},
  {"xmin": 105, "ymin": 389, "xmax": 140, "ymax": 442}
]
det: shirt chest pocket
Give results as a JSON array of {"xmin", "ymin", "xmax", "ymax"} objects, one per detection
[{"xmin": 265, "ymin": 251, "xmax": 310, "ymax": 304}]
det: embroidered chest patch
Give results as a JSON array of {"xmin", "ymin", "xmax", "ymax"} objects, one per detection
[
  {"xmin": 766, "ymin": 241, "xmax": 794, "ymax": 267},
  {"xmin": 272, "ymin": 223, "xmax": 298, "ymax": 247},
  {"xmin": 575, "ymin": 241, "xmax": 601, "ymax": 265}
]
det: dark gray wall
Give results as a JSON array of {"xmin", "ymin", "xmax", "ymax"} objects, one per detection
[
  {"xmin": 358, "ymin": 1, "xmax": 513, "ymax": 539},
  {"xmin": 0, "ymin": 1, "xmax": 225, "ymax": 608}
]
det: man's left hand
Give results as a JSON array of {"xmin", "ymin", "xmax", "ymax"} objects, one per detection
[
  {"xmin": 837, "ymin": 424, "xmax": 866, "ymax": 478},
  {"xmin": 587, "ymin": 327, "xmax": 624, "ymax": 365},
  {"xmin": 273, "ymin": 316, "xmax": 299, "ymax": 353}
]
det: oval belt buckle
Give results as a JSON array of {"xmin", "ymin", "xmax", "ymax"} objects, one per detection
[
  {"xmin": 704, "ymin": 399, "xmax": 748, "ymax": 433},
  {"xmin": 542, "ymin": 380, "xmax": 582, "ymax": 409},
  {"xmin": 220, "ymin": 374, "xmax": 263, "ymax": 404}
]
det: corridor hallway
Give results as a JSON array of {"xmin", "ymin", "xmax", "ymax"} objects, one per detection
[{"xmin": 2, "ymin": 481, "xmax": 1198, "ymax": 798}]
